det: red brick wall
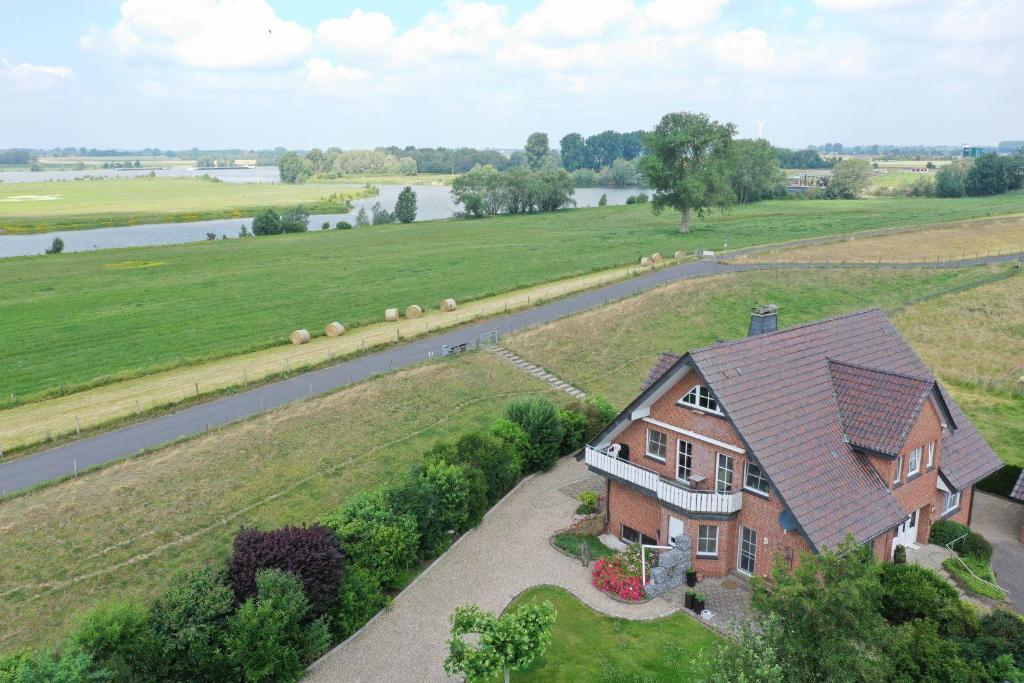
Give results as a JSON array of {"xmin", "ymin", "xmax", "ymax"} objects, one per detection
[
  {"xmin": 607, "ymin": 480, "xmax": 663, "ymax": 544},
  {"xmin": 944, "ymin": 485, "xmax": 974, "ymax": 526},
  {"xmin": 734, "ymin": 488, "xmax": 811, "ymax": 579}
]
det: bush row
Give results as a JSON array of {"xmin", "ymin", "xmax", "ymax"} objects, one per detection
[{"xmin": 0, "ymin": 395, "xmax": 616, "ymax": 683}]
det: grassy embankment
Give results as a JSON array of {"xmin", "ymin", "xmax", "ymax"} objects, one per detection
[
  {"xmin": 502, "ymin": 586, "xmax": 719, "ymax": 681},
  {"xmin": 505, "ymin": 266, "xmax": 1024, "ymax": 467},
  {"xmin": 738, "ymin": 213, "xmax": 1024, "ymax": 263},
  {"xmin": 0, "ymin": 176, "xmax": 373, "ymax": 234},
  {"xmin": 1, "ymin": 265, "xmax": 1018, "ymax": 651},
  {"xmin": 0, "ymin": 352, "xmax": 561, "ymax": 651},
  {"xmin": 5, "ymin": 193, "xmax": 1024, "ymax": 408}
]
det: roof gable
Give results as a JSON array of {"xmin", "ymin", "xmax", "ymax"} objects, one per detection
[{"xmin": 828, "ymin": 359, "xmax": 933, "ymax": 456}]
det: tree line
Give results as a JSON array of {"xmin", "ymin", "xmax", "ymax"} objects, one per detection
[{"xmin": 910, "ymin": 153, "xmax": 1024, "ymax": 198}]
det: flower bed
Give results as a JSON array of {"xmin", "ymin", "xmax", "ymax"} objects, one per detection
[{"xmin": 592, "ymin": 556, "xmax": 646, "ymax": 601}]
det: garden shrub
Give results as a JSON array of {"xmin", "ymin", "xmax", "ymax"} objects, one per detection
[
  {"xmin": 459, "ymin": 463, "xmax": 490, "ymax": 528},
  {"xmin": 892, "ymin": 544, "xmax": 906, "ymax": 564},
  {"xmin": 885, "ymin": 619, "xmax": 974, "ymax": 683},
  {"xmin": 389, "ymin": 460, "xmax": 470, "ymax": 558},
  {"xmin": 320, "ymin": 489, "xmax": 419, "ymax": 590},
  {"xmin": 335, "ymin": 220, "xmax": 352, "ymax": 229},
  {"xmin": 425, "ymin": 431, "xmax": 521, "ymax": 504},
  {"xmin": 878, "ymin": 563, "xmax": 965, "ymax": 633},
  {"xmin": 0, "ymin": 651, "xmax": 29, "ymax": 683},
  {"xmin": 490, "ymin": 418, "xmax": 531, "ymax": 467},
  {"xmin": 147, "ymin": 567, "xmax": 236, "ymax": 682},
  {"xmin": 330, "ymin": 567, "xmax": 388, "ymax": 641},
  {"xmin": 620, "ymin": 543, "xmax": 657, "ymax": 577},
  {"xmin": 975, "ymin": 610, "xmax": 1024, "ymax": 664},
  {"xmin": 591, "ymin": 556, "xmax": 645, "ymax": 601},
  {"xmin": 959, "ymin": 531, "xmax": 993, "ymax": 562},
  {"xmin": 13, "ymin": 647, "xmax": 109, "ymax": 683},
  {"xmin": 504, "ymin": 396, "xmax": 565, "ymax": 472},
  {"xmin": 558, "ymin": 406, "xmax": 588, "ymax": 454},
  {"xmin": 66, "ymin": 600, "xmax": 154, "ymax": 681},
  {"xmin": 576, "ymin": 491, "xmax": 599, "ymax": 515},
  {"xmin": 929, "ymin": 519, "xmax": 970, "ymax": 548},
  {"xmin": 226, "ymin": 569, "xmax": 330, "ymax": 683},
  {"xmin": 228, "ymin": 525, "xmax": 344, "ymax": 621}
]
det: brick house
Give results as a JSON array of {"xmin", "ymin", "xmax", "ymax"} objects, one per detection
[{"xmin": 586, "ymin": 306, "xmax": 1003, "ymax": 579}]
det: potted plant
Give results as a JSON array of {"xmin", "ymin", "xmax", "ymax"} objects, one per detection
[
  {"xmin": 691, "ymin": 591, "xmax": 706, "ymax": 613},
  {"xmin": 684, "ymin": 590, "xmax": 695, "ymax": 609},
  {"xmin": 685, "ymin": 568, "xmax": 697, "ymax": 587}
]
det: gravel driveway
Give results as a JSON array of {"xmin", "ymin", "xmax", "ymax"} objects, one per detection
[{"xmin": 305, "ymin": 456, "xmax": 677, "ymax": 682}]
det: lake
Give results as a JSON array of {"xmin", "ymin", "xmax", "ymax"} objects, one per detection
[{"xmin": 0, "ymin": 185, "xmax": 645, "ymax": 258}]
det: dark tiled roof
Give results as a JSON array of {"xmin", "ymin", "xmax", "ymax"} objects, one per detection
[
  {"xmin": 1011, "ymin": 470, "xmax": 1024, "ymax": 502},
  {"xmin": 678, "ymin": 308, "xmax": 1000, "ymax": 550},
  {"xmin": 828, "ymin": 360, "xmax": 932, "ymax": 456},
  {"xmin": 642, "ymin": 352, "xmax": 682, "ymax": 391}
]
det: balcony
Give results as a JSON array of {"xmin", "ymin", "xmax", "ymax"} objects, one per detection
[{"xmin": 585, "ymin": 446, "xmax": 743, "ymax": 515}]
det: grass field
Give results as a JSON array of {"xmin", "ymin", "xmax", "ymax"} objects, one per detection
[
  {"xmin": 505, "ymin": 266, "xmax": 1024, "ymax": 466},
  {"xmin": 5, "ymin": 193, "xmax": 1024, "ymax": 407},
  {"xmin": 503, "ymin": 586, "xmax": 719, "ymax": 681},
  {"xmin": 869, "ymin": 171, "xmax": 933, "ymax": 193},
  {"xmin": 0, "ymin": 352, "xmax": 558, "ymax": 651},
  {"xmin": 738, "ymin": 214, "xmax": 1024, "ymax": 263},
  {"xmin": 0, "ymin": 176, "xmax": 371, "ymax": 233}
]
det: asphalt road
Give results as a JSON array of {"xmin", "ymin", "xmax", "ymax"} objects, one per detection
[{"xmin": 2, "ymin": 252, "xmax": 1019, "ymax": 495}]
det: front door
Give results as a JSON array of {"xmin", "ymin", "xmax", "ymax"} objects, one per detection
[
  {"xmin": 891, "ymin": 509, "xmax": 919, "ymax": 553},
  {"xmin": 669, "ymin": 517, "xmax": 685, "ymax": 546}
]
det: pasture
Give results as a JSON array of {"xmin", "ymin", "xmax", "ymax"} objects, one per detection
[
  {"xmin": 505, "ymin": 265, "xmax": 1024, "ymax": 466},
  {"xmin": 0, "ymin": 176, "xmax": 370, "ymax": 233},
  {"xmin": 0, "ymin": 352, "xmax": 559, "ymax": 650},
  {"xmin": 5, "ymin": 193, "xmax": 1024, "ymax": 406}
]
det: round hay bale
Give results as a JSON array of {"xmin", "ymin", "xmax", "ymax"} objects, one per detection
[
  {"xmin": 324, "ymin": 322, "xmax": 345, "ymax": 337},
  {"xmin": 674, "ymin": 250, "xmax": 686, "ymax": 260},
  {"xmin": 441, "ymin": 298, "xmax": 458, "ymax": 312},
  {"xmin": 385, "ymin": 308, "xmax": 399, "ymax": 322},
  {"xmin": 651, "ymin": 252, "xmax": 663, "ymax": 262},
  {"xmin": 405, "ymin": 304, "xmax": 422, "ymax": 319},
  {"xmin": 639, "ymin": 256, "xmax": 652, "ymax": 266},
  {"xmin": 290, "ymin": 329, "xmax": 310, "ymax": 345}
]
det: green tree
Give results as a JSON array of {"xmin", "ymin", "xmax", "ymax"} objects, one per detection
[
  {"xmin": 827, "ymin": 158, "xmax": 872, "ymax": 199},
  {"xmin": 965, "ymin": 153, "xmax": 1009, "ymax": 196},
  {"xmin": 525, "ymin": 132, "xmax": 550, "ymax": 171},
  {"xmin": 44, "ymin": 236, "xmax": 65, "ymax": 254},
  {"xmin": 277, "ymin": 152, "xmax": 310, "ymax": 184},
  {"xmin": 504, "ymin": 396, "xmax": 565, "ymax": 472},
  {"xmin": 444, "ymin": 602, "xmax": 556, "ymax": 683},
  {"xmin": 279, "ymin": 205, "xmax": 309, "ymax": 233},
  {"xmin": 354, "ymin": 206, "xmax": 370, "ymax": 226},
  {"xmin": 639, "ymin": 111, "xmax": 736, "ymax": 233},
  {"xmin": 67, "ymin": 601, "xmax": 154, "ymax": 682},
  {"xmin": 394, "ymin": 186, "xmax": 418, "ymax": 223},
  {"xmin": 252, "ymin": 208, "xmax": 282, "ymax": 236},
  {"xmin": 728, "ymin": 138, "xmax": 784, "ymax": 203},
  {"xmin": 226, "ymin": 569, "xmax": 330, "ymax": 683},
  {"xmin": 597, "ymin": 193, "xmax": 608, "ymax": 206},
  {"xmin": 586, "ymin": 130, "xmax": 625, "ymax": 168},
  {"xmin": 559, "ymin": 133, "xmax": 588, "ymax": 171},
  {"xmin": 934, "ymin": 162, "xmax": 967, "ymax": 197}
]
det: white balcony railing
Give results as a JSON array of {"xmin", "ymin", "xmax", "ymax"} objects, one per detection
[{"xmin": 585, "ymin": 446, "xmax": 743, "ymax": 515}]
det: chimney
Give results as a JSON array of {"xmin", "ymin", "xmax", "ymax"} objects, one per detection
[{"xmin": 748, "ymin": 304, "xmax": 778, "ymax": 336}]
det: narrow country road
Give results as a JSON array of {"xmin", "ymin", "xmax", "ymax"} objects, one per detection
[{"xmin": 1, "ymin": 252, "xmax": 1019, "ymax": 495}]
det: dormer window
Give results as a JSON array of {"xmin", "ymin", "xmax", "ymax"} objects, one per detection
[{"xmin": 679, "ymin": 385, "xmax": 721, "ymax": 414}]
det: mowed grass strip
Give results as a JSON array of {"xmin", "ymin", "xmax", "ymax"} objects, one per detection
[
  {"xmin": 0, "ymin": 352, "xmax": 559, "ymax": 651},
  {"xmin": 738, "ymin": 213, "xmax": 1024, "ymax": 263},
  {"xmin": 5, "ymin": 193, "xmax": 1024, "ymax": 404},
  {"xmin": 502, "ymin": 586, "xmax": 719, "ymax": 682},
  {"xmin": 505, "ymin": 266, "xmax": 1024, "ymax": 466},
  {"xmin": 0, "ymin": 176, "xmax": 367, "ymax": 233}
]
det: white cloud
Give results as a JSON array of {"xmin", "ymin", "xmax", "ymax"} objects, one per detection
[
  {"xmin": 305, "ymin": 57, "xmax": 372, "ymax": 87},
  {"xmin": 643, "ymin": 0, "xmax": 729, "ymax": 31},
  {"xmin": 814, "ymin": 0, "xmax": 920, "ymax": 10},
  {"xmin": 709, "ymin": 29, "xmax": 774, "ymax": 71},
  {"xmin": 0, "ymin": 60, "xmax": 73, "ymax": 90},
  {"xmin": 516, "ymin": 0, "xmax": 637, "ymax": 39},
  {"xmin": 317, "ymin": 10, "xmax": 395, "ymax": 56},
  {"xmin": 84, "ymin": 0, "xmax": 313, "ymax": 69},
  {"xmin": 933, "ymin": 0, "xmax": 1024, "ymax": 44}
]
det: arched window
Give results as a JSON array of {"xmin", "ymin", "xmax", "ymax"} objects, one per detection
[{"xmin": 679, "ymin": 385, "xmax": 721, "ymax": 413}]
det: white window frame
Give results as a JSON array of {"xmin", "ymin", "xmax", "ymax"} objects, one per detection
[
  {"xmin": 676, "ymin": 439, "xmax": 692, "ymax": 482},
  {"xmin": 738, "ymin": 526, "xmax": 757, "ymax": 575},
  {"xmin": 926, "ymin": 442, "xmax": 935, "ymax": 468},
  {"xmin": 907, "ymin": 447, "xmax": 921, "ymax": 475},
  {"xmin": 697, "ymin": 525, "xmax": 719, "ymax": 557},
  {"xmin": 646, "ymin": 428, "xmax": 667, "ymax": 462},
  {"xmin": 716, "ymin": 453, "xmax": 734, "ymax": 493},
  {"xmin": 678, "ymin": 385, "xmax": 723, "ymax": 415},
  {"xmin": 894, "ymin": 454, "xmax": 903, "ymax": 484},
  {"xmin": 943, "ymin": 490, "xmax": 961, "ymax": 515},
  {"xmin": 744, "ymin": 462, "xmax": 770, "ymax": 496}
]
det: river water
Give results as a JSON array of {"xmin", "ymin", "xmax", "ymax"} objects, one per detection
[{"xmin": 0, "ymin": 173, "xmax": 644, "ymax": 257}]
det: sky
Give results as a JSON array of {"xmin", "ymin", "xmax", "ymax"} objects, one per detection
[{"xmin": 1, "ymin": 0, "xmax": 1021, "ymax": 150}]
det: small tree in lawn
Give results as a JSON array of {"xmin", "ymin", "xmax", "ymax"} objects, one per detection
[
  {"xmin": 394, "ymin": 186, "xmax": 418, "ymax": 223},
  {"xmin": 597, "ymin": 193, "xmax": 607, "ymax": 206},
  {"xmin": 44, "ymin": 236, "xmax": 64, "ymax": 254},
  {"xmin": 639, "ymin": 111, "xmax": 736, "ymax": 233},
  {"xmin": 252, "ymin": 208, "xmax": 282, "ymax": 236},
  {"xmin": 444, "ymin": 601, "xmax": 556, "ymax": 683},
  {"xmin": 354, "ymin": 206, "xmax": 370, "ymax": 226}
]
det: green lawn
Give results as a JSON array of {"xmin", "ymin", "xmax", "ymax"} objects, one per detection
[
  {"xmin": 503, "ymin": 586, "xmax": 720, "ymax": 682},
  {"xmin": 551, "ymin": 533, "xmax": 617, "ymax": 560},
  {"xmin": 4, "ymin": 193, "xmax": 1024, "ymax": 403},
  {"xmin": 0, "ymin": 176, "xmax": 370, "ymax": 233}
]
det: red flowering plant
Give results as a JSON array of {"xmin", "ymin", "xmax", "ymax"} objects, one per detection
[{"xmin": 591, "ymin": 545, "xmax": 656, "ymax": 601}]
